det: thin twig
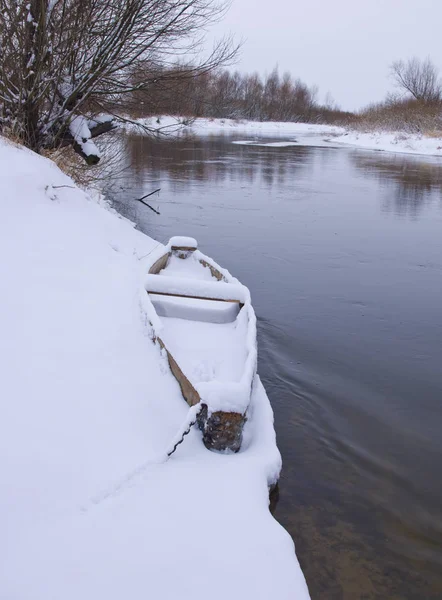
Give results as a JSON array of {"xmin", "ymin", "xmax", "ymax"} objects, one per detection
[
  {"xmin": 138, "ymin": 198, "xmax": 161, "ymax": 214},
  {"xmin": 135, "ymin": 188, "xmax": 161, "ymax": 214},
  {"xmin": 137, "ymin": 188, "xmax": 161, "ymax": 201}
]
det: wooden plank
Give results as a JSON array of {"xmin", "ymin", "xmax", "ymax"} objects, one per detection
[
  {"xmin": 157, "ymin": 337, "xmax": 245, "ymax": 451},
  {"xmin": 147, "ymin": 289, "xmax": 243, "ymax": 305},
  {"xmin": 145, "ymin": 274, "xmax": 247, "ymax": 303},
  {"xmin": 171, "ymin": 246, "xmax": 197, "ymax": 259},
  {"xmin": 171, "ymin": 245, "xmax": 197, "ymax": 252},
  {"xmin": 148, "ymin": 252, "xmax": 170, "ymax": 275},
  {"xmin": 157, "ymin": 337, "xmax": 200, "ymax": 407},
  {"xmin": 199, "ymin": 258, "xmax": 225, "ymax": 281}
]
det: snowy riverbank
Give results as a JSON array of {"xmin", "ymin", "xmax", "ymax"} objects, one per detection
[
  {"xmin": 333, "ymin": 129, "xmax": 442, "ymax": 157},
  {"xmin": 0, "ymin": 137, "xmax": 310, "ymax": 599},
  {"xmin": 130, "ymin": 114, "xmax": 343, "ymax": 138},
  {"xmin": 131, "ymin": 115, "xmax": 442, "ymax": 158}
]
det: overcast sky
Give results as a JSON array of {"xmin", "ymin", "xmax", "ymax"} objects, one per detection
[{"xmin": 208, "ymin": 0, "xmax": 442, "ymax": 111}]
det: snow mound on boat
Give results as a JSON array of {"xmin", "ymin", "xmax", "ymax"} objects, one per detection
[{"xmin": 169, "ymin": 235, "xmax": 197, "ymax": 248}]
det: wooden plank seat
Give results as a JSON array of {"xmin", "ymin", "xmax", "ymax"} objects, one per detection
[
  {"xmin": 145, "ymin": 274, "xmax": 247, "ymax": 305},
  {"xmin": 149, "ymin": 293, "xmax": 241, "ymax": 323}
]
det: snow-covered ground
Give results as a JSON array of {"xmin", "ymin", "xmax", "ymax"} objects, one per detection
[
  {"xmin": 131, "ymin": 114, "xmax": 343, "ymax": 138},
  {"xmin": 131, "ymin": 115, "xmax": 442, "ymax": 157},
  {"xmin": 0, "ymin": 137, "xmax": 310, "ymax": 599},
  {"xmin": 333, "ymin": 129, "xmax": 442, "ymax": 157}
]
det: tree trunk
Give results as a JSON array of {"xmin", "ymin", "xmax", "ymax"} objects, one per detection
[{"xmin": 23, "ymin": 0, "xmax": 47, "ymax": 151}]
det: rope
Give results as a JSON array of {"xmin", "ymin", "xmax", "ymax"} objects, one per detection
[{"xmin": 166, "ymin": 403, "xmax": 204, "ymax": 458}]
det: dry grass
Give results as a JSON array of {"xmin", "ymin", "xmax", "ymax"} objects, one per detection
[
  {"xmin": 0, "ymin": 129, "xmax": 26, "ymax": 148},
  {"xmin": 422, "ymin": 129, "xmax": 442, "ymax": 139},
  {"xmin": 1, "ymin": 126, "xmax": 101, "ymax": 188},
  {"xmin": 2, "ymin": 128, "xmax": 127, "ymax": 200},
  {"xmin": 42, "ymin": 146, "xmax": 100, "ymax": 189},
  {"xmin": 1, "ymin": 129, "xmax": 104, "ymax": 189},
  {"xmin": 42, "ymin": 133, "xmax": 128, "ymax": 193},
  {"xmin": 357, "ymin": 97, "xmax": 442, "ymax": 135}
]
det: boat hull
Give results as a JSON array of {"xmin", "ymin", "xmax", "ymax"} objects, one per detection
[{"xmin": 145, "ymin": 237, "xmax": 256, "ymax": 453}]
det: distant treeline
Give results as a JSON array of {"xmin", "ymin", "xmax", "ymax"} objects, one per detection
[{"xmin": 127, "ymin": 66, "xmax": 356, "ymax": 125}]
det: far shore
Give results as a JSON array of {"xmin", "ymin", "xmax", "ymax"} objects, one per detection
[{"xmin": 126, "ymin": 115, "xmax": 442, "ymax": 159}]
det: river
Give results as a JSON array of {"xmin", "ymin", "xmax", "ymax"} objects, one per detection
[{"xmin": 107, "ymin": 131, "xmax": 442, "ymax": 599}]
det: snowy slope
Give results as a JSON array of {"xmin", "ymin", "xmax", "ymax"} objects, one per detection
[{"xmin": 0, "ymin": 137, "xmax": 310, "ymax": 599}]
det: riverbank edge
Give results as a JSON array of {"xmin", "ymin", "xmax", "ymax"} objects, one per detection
[{"xmin": 126, "ymin": 115, "xmax": 442, "ymax": 158}]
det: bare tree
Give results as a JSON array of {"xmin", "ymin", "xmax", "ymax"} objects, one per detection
[
  {"xmin": 241, "ymin": 72, "xmax": 263, "ymax": 120},
  {"xmin": 0, "ymin": 0, "xmax": 237, "ymax": 163},
  {"xmin": 324, "ymin": 92, "xmax": 340, "ymax": 112},
  {"xmin": 390, "ymin": 57, "xmax": 442, "ymax": 103},
  {"xmin": 262, "ymin": 67, "xmax": 280, "ymax": 120},
  {"xmin": 122, "ymin": 62, "xmax": 353, "ymax": 125}
]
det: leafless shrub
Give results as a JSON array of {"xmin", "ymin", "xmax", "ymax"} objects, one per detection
[{"xmin": 357, "ymin": 96, "xmax": 442, "ymax": 134}]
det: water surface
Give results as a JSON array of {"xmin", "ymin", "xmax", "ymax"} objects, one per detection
[{"xmin": 108, "ymin": 133, "xmax": 442, "ymax": 599}]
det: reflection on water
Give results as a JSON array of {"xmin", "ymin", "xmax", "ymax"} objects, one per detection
[
  {"xmin": 352, "ymin": 152, "xmax": 442, "ymax": 218},
  {"xmin": 125, "ymin": 133, "xmax": 315, "ymax": 189},
  {"xmin": 108, "ymin": 134, "xmax": 442, "ymax": 599}
]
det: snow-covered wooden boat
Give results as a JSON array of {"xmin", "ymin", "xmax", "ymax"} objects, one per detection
[{"xmin": 144, "ymin": 236, "xmax": 257, "ymax": 452}]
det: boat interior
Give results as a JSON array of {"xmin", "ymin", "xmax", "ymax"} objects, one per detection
[{"xmin": 146, "ymin": 246, "xmax": 248, "ymax": 387}]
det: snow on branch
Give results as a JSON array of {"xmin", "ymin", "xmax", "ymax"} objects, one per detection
[{"xmin": 69, "ymin": 116, "xmax": 101, "ymax": 165}]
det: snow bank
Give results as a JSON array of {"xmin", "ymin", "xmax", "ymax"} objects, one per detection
[
  {"xmin": 0, "ymin": 137, "xmax": 310, "ymax": 599},
  {"xmin": 230, "ymin": 128, "xmax": 442, "ymax": 157},
  {"xmin": 129, "ymin": 114, "xmax": 343, "ymax": 137},
  {"xmin": 334, "ymin": 129, "xmax": 442, "ymax": 157}
]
